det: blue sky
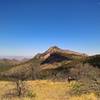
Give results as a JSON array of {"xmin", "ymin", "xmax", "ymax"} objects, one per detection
[{"xmin": 0, "ymin": 0, "xmax": 100, "ymax": 56}]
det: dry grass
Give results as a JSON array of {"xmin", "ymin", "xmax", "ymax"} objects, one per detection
[{"xmin": 0, "ymin": 80, "xmax": 99, "ymax": 100}]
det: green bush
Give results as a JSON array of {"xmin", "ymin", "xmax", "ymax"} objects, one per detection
[
  {"xmin": 27, "ymin": 91, "xmax": 36, "ymax": 98},
  {"xmin": 70, "ymin": 82, "xmax": 85, "ymax": 95}
]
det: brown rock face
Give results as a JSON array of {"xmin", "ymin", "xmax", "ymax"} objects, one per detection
[{"xmin": 35, "ymin": 46, "xmax": 87, "ymax": 60}]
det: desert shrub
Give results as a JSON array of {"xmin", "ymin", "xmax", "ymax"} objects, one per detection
[
  {"xmin": 27, "ymin": 91, "xmax": 36, "ymax": 98},
  {"xmin": 70, "ymin": 83, "xmax": 89, "ymax": 95},
  {"xmin": 84, "ymin": 55, "xmax": 100, "ymax": 68},
  {"xmin": 69, "ymin": 80, "xmax": 100, "ymax": 97},
  {"xmin": 95, "ymin": 91, "xmax": 100, "ymax": 97},
  {"xmin": 70, "ymin": 82, "xmax": 85, "ymax": 95},
  {"xmin": 14, "ymin": 80, "xmax": 27, "ymax": 97}
]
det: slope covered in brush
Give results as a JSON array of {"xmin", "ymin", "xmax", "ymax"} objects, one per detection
[
  {"xmin": 0, "ymin": 46, "xmax": 100, "ymax": 82},
  {"xmin": 0, "ymin": 59, "xmax": 21, "ymax": 72}
]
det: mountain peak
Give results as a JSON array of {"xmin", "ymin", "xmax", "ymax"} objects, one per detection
[
  {"xmin": 35, "ymin": 46, "xmax": 87, "ymax": 60},
  {"xmin": 49, "ymin": 46, "xmax": 59, "ymax": 49},
  {"xmin": 47, "ymin": 46, "xmax": 88, "ymax": 56},
  {"xmin": 47, "ymin": 46, "xmax": 60, "ymax": 52}
]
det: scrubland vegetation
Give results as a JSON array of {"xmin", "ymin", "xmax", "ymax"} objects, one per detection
[
  {"xmin": 0, "ymin": 80, "xmax": 99, "ymax": 100},
  {"xmin": 0, "ymin": 47, "xmax": 100, "ymax": 100}
]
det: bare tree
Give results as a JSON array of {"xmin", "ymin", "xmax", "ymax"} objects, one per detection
[{"xmin": 14, "ymin": 79, "xmax": 27, "ymax": 97}]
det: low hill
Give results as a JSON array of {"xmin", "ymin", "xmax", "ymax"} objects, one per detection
[
  {"xmin": 0, "ymin": 59, "xmax": 21, "ymax": 72},
  {"xmin": 84, "ymin": 55, "xmax": 100, "ymax": 68}
]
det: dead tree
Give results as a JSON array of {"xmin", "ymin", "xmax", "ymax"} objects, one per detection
[{"xmin": 14, "ymin": 79, "xmax": 26, "ymax": 97}]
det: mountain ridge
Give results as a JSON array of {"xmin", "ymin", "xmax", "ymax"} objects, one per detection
[
  {"xmin": 35, "ymin": 46, "xmax": 87, "ymax": 60},
  {"xmin": 0, "ymin": 46, "xmax": 100, "ymax": 82}
]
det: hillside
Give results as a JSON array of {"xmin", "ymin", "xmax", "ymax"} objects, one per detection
[
  {"xmin": 0, "ymin": 46, "xmax": 100, "ymax": 81},
  {"xmin": 0, "ymin": 46, "xmax": 100, "ymax": 99},
  {"xmin": 0, "ymin": 59, "xmax": 22, "ymax": 72}
]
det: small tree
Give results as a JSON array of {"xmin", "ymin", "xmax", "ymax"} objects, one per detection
[
  {"xmin": 9, "ymin": 71, "xmax": 28, "ymax": 97},
  {"xmin": 14, "ymin": 79, "xmax": 26, "ymax": 97}
]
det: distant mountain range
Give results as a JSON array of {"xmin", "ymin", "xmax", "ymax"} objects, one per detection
[{"xmin": 0, "ymin": 56, "xmax": 31, "ymax": 61}]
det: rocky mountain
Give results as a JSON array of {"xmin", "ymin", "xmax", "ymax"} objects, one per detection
[
  {"xmin": 0, "ymin": 46, "xmax": 100, "ymax": 82},
  {"xmin": 35, "ymin": 46, "xmax": 87, "ymax": 60}
]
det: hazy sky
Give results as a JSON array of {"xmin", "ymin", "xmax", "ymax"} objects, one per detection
[{"xmin": 0, "ymin": 0, "xmax": 100, "ymax": 56}]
